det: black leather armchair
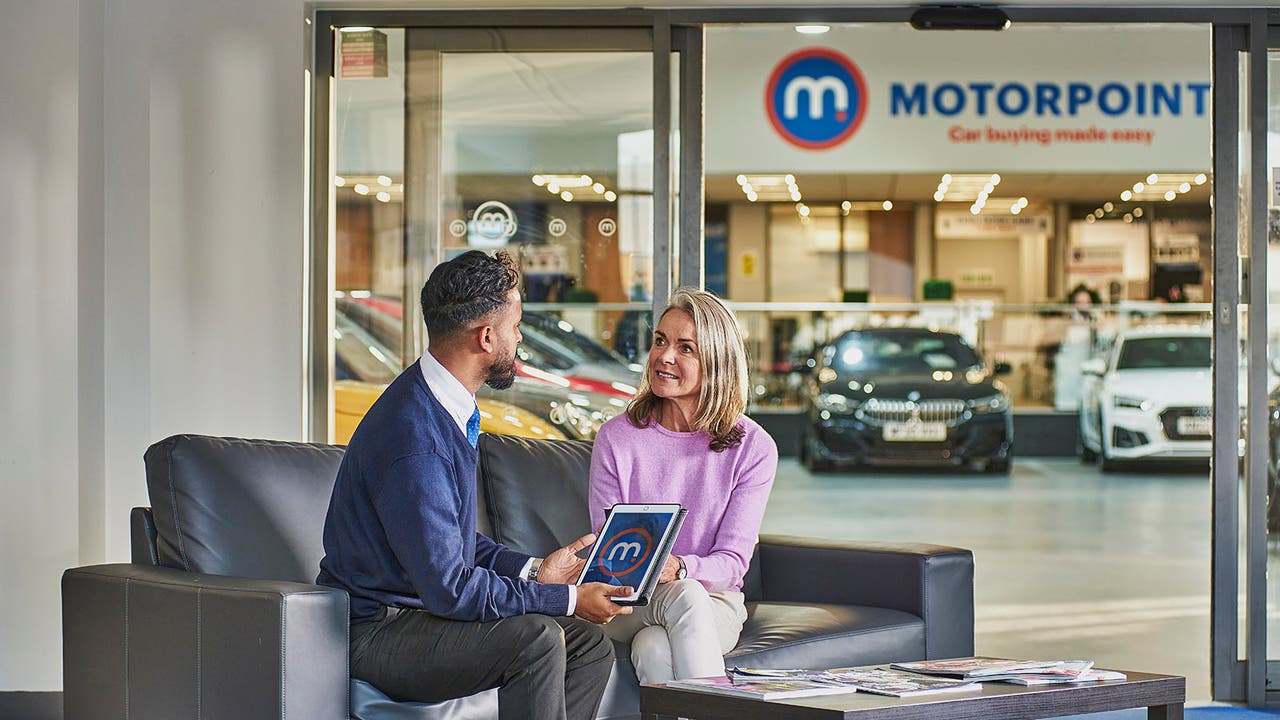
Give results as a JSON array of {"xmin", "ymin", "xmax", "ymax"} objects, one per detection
[{"xmin": 62, "ymin": 433, "xmax": 974, "ymax": 720}]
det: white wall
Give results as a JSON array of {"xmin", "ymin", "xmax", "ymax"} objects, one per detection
[
  {"xmin": 1, "ymin": 0, "xmax": 84, "ymax": 693},
  {"xmin": 1, "ymin": 0, "xmax": 305, "ymax": 691}
]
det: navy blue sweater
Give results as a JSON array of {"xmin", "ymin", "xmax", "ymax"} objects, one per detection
[{"xmin": 317, "ymin": 361, "xmax": 571, "ymax": 621}]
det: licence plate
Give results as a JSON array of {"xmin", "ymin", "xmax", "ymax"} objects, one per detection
[
  {"xmin": 883, "ymin": 422, "xmax": 947, "ymax": 442},
  {"xmin": 1176, "ymin": 415, "xmax": 1211, "ymax": 436}
]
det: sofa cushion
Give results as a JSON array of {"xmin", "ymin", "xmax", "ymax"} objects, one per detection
[
  {"xmin": 144, "ymin": 435, "xmax": 344, "ymax": 582},
  {"xmin": 725, "ymin": 602, "xmax": 925, "ymax": 670},
  {"xmin": 476, "ymin": 434, "xmax": 595, "ymax": 556}
]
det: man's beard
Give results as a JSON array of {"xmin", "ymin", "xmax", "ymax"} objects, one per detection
[{"xmin": 484, "ymin": 353, "xmax": 517, "ymax": 390}]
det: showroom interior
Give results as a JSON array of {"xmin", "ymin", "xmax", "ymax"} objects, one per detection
[{"xmin": 7, "ymin": 1, "xmax": 1280, "ymax": 718}]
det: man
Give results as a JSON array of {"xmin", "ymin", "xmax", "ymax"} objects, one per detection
[{"xmin": 318, "ymin": 250, "xmax": 632, "ymax": 720}]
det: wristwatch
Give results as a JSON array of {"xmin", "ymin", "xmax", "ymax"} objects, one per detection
[
  {"xmin": 675, "ymin": 556, "xmax": 687, "ymax": 580},
  {"xmin": 527, "ymin": 557, "xmax": 544, "ymax": 583}
]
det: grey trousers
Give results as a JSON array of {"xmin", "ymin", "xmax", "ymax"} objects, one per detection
[{"xmin": 350, "ymin": 607, "xmax": 614, "ymax": 720}]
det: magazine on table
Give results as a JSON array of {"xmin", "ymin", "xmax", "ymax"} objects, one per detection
[
  {"xmin": 728, "ymin": 667, "xmax": 979, "ymax": 698},
  {"xmin": 817, "ymin": 667, "xmax": 982, "ymax": 697},
  {"xmin": 1003, "ymin": 669, "xmax": 1128, "ymax": 685},
  {"xmin": 666, "ymin": 675, "xmax": 856, "ymax": 701},
  {"xmin": 890, "ymin": 658, "xmax": 1089, "ymax": 680}
]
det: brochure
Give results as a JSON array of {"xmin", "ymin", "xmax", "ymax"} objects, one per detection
[
  {"xmin": 1003, "ymin": 669, "xmax": 1127, "ymax": 686},
  {"xmin": 727, "ymin": 666, "xmax": 979, "ymax": 698},
  {"xmin": 666, "ymin": 675, "xmax": 856, "ymax": 701},
  {"xmin": 818, "ymin": 667, "xmax": 981, "ymax": 697},
  {"xmin": 889, "ymin": 658, "xmax": 1082, "ymax": 679}
]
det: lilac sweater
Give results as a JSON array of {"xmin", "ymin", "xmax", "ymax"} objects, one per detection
[{"xmin": 588, "ymin": 414, "xmax": 778, "ymax": 592}]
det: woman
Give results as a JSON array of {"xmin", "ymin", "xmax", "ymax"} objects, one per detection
[{"xmin": 589, "ymin": 288, "xmax": 778, "ymax": 684}]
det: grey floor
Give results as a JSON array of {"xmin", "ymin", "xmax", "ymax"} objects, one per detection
[{"xmin": 759, "ymin": 457, "xmax": 1222, "ymax": 701}]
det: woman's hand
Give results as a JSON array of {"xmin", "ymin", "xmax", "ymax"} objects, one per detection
[
  {"xmin": 536, "ymin": 533, "xmax": 595, "ymax": 584},
  {"xmin": 657, "ymin": 554, "xmax": 681, "ymax": 584}
]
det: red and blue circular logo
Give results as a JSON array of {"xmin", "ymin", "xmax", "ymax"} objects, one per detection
[
  {"xmin": 596, "ymin": 528, "xmax": 654, "ymax": 578},
  {"xmin": 765, "ymin": 48, "xmax": 868, "ymax": 150}
]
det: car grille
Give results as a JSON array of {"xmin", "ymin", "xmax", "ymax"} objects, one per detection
[
  {"xmin": 858, "ymin": 398, "xmax": 968, "ymax": 427},
  {"xmin": 1160, "ymin": 406, "xmax": 1212, "ymax": 440}
]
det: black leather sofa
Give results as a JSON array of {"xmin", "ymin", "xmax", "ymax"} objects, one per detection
[{"xmin": 62, "ymin": 433, "xmax": 975, "ymax": 720}]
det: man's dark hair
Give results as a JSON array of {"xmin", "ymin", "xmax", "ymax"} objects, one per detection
[{"xmin": 420, "ymin": 250, "xmax": 520, "ymax": 341}]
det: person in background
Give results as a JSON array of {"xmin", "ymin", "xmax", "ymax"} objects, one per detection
[
  {"xmin": 318, "ymin": 250, "xmax": 632, "ymax": 720},
  {"xmin": 588, "ymin": 288, "xmax": 778, "ymax": 684}
]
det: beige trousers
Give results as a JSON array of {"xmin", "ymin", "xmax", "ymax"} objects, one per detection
[{"xmin": 600, "ymin": 578, "xmax": 748, "ymax": 685}]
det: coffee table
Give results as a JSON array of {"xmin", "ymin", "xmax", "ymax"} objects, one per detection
[{"xmin": 640, "ymin": 668, "xmax": 1184, "ymax": 720}]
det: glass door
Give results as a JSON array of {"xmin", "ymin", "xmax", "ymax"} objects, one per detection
[{"xmin": 319, "ymin": 22, "xmax": 675, "ymax": 444}]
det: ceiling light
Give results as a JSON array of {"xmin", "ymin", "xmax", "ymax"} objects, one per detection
[
  {"xmin": 882, "ymin": 200, "xmax": 893, "ymax": 211},
  {"xmin": 604, "ymin": 190, "xmax": 617, "ymax": 202},
  {"xmin": 548, "ymin": 183, "xmax": 560, "ymax": 193},
  {"xmin": 1120, "ymin": 190, "xmax": 1132, "ymax": 201},
  {"xmin": 1195, "ymin": 173, "xmax": 1207, "ymax": 185},
  {"xmin": 1017, "ymin": 197, "xmax": 1028, "ymax": 208},
  {"xmin": 340, "ymin": 26, "xmax": 374, "ymax": 32},
  {"xmin": 1010, "ymin": 204, "xmax": 1022, "ymax": 215},
  {"xmin": 1103, "ymin": 202, "xmax": 1114, "ymax": 212},
  {"xmin": 1086, "ymin": 215, "xmax": 1096, "ymax": 224},
  {"xmin": 942, "ymin": 174, "xmax": 953, "ymax": 184},
  {"xmin": 1179, "ymin": 182, "xmax": 1191, "ymax": 193},
  {"xmin": 376, "ymin": 191, "xmax": 391, "ymax": 202},
  {"xmin": 1133, "ymin": 207, "xmax": 1144, "ymax": 217},
  {"xmin": 736, "ymin": 175, "xmax": 747, "ymax": 185},
  {"xmin": 1133, "ymin": 182, "xmax": 1145, "ymax": 192},
  {"xmin": 377, "ymin": 175, "xmax": 392, "ymax": 187},
  {"xmin": 334, "ymin": 176, "xmax": 346, "ymax": 187},
  {"xmin": 561, "ymin": 191, "xmax": 573, "ymax": 201},
  {"xmin": 1123, "ymin": 213, "xmax": 1134, "ymax": 223},
  {"xmin": 353, "ymin": 183, "xmax": 369, "ymax": 195},
  {"xmin": 1094, "ymin": 209, "xmax": 1104, "ymax": 218},
  {"xmin": 841, "ymin": 201, "xmax": 852, "ymax": 213},
  {"xmin": 1147, "ymin": 174, "xmax": 1159, "ymax": 184},
  {"xmin": 795, "ymin": 24, "xmax": 830, "ymax": 34},
  {"xmin": 933, "ymin": 191, "xmax": 946, "ymax": 202},
  {"xmin": 532, "ymin": 175, "xmax": 546, "ymax": 186},
  {"xmin": 592, "ymin": 182, "xmax": 605, "ymax": 193},
  {"xmin": 1164, "ymin": 190, "xmax": 1176, "ymax": 201}
]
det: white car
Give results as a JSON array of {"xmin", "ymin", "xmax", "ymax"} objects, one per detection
[{"xmin": 1077, "ymin": 326, "xmax": 1211, "ymax": 470}]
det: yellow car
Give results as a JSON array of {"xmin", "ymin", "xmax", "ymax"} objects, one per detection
[{"xmin": 333, "ymin": 380, "xmax": 566, "ymax": 445}]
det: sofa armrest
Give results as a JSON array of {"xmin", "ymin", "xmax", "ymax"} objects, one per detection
[
  {"xmin": 62, "ymin": 563, "xmax": 349, "ymax": 720},
  {"xmin": 755, "ymin": 535, "xmax": 974, "ymax": 659}
]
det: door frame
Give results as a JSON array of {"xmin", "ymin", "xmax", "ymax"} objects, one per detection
[{"xmin": 308, "ymin": 5, "xmax": 1271, "ymax": 703}]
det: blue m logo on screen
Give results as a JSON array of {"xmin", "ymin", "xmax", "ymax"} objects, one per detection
[
  {"xmin": 596, "ymin": 527, "xmax": 654, "ymax": 578},
  {"xmin": 766, "ymin": 48, "xmax": 868, "ymax": 150}
]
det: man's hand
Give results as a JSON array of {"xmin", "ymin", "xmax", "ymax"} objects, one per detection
[
  {"xmin": 536, "ymin": 533, "xmax": 595, "ymax": 584},
  {"xmin": 656, "ymin": 555, "xmax": 680, "ymax": 584},
  {"xmin": 575, "ymin": 583, "xmax": 635, "ymax": 624}
]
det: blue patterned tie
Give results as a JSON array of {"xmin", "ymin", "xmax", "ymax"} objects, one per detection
[{"xmin": 466, "ymin": 405, "xmax": 481, "ymax": 449}]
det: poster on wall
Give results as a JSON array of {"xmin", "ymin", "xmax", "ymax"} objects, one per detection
[{"xmin": 706, "ymin": 25, "xmax": 1210, "ymax": 174}]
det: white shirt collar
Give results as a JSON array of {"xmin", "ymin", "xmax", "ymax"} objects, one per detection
[{"xmin": 419, "ymin": 351, "xmax": 477, "ymax": 438}]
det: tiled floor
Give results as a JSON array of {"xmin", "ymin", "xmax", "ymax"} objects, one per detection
[{"xmin": 759, "ymin": 456, "xmax": 1220, "ymax": 700}]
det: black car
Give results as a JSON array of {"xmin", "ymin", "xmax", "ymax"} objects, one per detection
[{"xmin": 799, "ymin": 327, "xmax": 1014, "ymax": 473}]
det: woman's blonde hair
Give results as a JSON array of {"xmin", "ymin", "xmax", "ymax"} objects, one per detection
[{"xmin": 626, "ymin": 288, "xmax": 749, "ymax": 451}]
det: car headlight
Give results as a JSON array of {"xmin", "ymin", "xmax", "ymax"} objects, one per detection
[
  {"xmin": 969, "ymin": 393, "xmax": 1009, "ymax": 413},
  {"xmin": 1112, "ymin": 395, "xmax": 1151, "ymax": 411},
  {"xmin": 816, "ymin": 393, "xmax": 857, "ymax": 414}
]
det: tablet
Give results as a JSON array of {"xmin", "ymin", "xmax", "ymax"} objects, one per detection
[{"xmin": 575, "ymin": 503, "xmax": 687, "ymax": 606}]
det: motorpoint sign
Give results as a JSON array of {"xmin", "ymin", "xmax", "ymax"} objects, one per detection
[
  {"xmin": 765, "ymin": 48, "xmax": 868, "ymax": 149},
  {"xmin": 707, "ymin": 25, "xmax": 1211, "ymax": 173}
]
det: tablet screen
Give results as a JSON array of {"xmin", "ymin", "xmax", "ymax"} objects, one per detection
[{"xmin": 577, "ymin": 504, "xmax": 681, "ymax": 600}]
